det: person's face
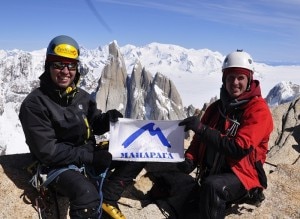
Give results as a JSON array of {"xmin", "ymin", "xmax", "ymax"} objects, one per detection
[
  {"xmin": 225, "ymin": 73, "xmax": 248, "ymax": 98},
  {"xmin": 50, "ymin": 62, "xmax": 77, "ymax": 89}
]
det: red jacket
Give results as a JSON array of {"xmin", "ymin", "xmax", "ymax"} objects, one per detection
[{"xmin": 185, "ymin": 81, "xmax": 273, "ymax": 190}]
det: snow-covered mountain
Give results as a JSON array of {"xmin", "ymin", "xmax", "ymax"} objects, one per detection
[
  {"xmin": 0, "ymin": 41, "xmax": 299, "ymax": 155},
  {"xmin": 266, "ymin": 81, "xmax": 300, "ymax": 107}
]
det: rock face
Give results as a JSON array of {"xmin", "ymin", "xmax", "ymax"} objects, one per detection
[
  {"xmin": 95, "ymin": 42, "xmax": 128, "ymax": 115},
  {"xmin": 95, "ymin": 41, "xmax": 185, "ymax": 120},
  {"xmin": 267, "ymin": 97, "xmax": 300, "ymax": 166},
  {"xmin": 127, "ymin": 62, "xmax": 152, "ymax": 119},
  {"xmin": 1, "ymin": 98, "xmax": 300, "ymax": 218},
  {"xmin": 146, "ymin": 72, "xmax": 184, "ymax": 120}
]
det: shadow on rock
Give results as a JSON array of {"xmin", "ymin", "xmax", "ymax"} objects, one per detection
[
  {"xmin": 0, "ymin": 154, "xmax": 37, "ymax": 208},
  {"xmin": 0, "ymin": 153, "xmax": 69, "ymax": 219}
]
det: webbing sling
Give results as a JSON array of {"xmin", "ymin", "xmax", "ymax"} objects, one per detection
[{"xmin": 30, "ymin": 164, "xmax": 85, "ymax": 191}]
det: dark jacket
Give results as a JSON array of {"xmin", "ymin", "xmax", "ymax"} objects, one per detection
[
  {"xmin": 19, "ymin": 71, "xmax": 109, "ymax": 168},
  {"xmin": 185, "ymin": 80, "xmax": 273, "ymax": 190}
]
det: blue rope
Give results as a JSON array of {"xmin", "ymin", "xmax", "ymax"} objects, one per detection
[
  {"xmin": 33, "ymin": 164, "xmax": 108, "ymax": 218},
  {"xmin": 41, "ymin": 164, "xmax": 84, "ymax": 188},
  {"xmin": 97, "ymin": 168, "xmax": 108, "ymax": 218},
  {"xmin": 86, "ymin": 167, "xmax": 108, "ymax": 219}
]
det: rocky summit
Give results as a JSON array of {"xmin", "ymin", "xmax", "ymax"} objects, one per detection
[
  {"xmin": 94, "ymin": 42, "xmax": 185, "ymax": 120},
  {"xmin": 0, "ymin": 97, "xmax": 300, "ymax": 218},
  {"xmin": 0, "ymin": 41, "xmax": 299, "ymax": 218}
]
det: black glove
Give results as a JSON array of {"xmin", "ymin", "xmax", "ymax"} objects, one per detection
[
  {"xmin": 177, "ymin": 158, "xmax": 195, "ymax": 174},
  {"xmin": 178, "ymin": 116, "xmax": 205, "ymax": 134},
  {"xmin": 92, "ymin": 150, "xmax": 112, "ymax": 173},
  {"xmin": 106, "ymin": 109, "xmax": 123, "ymax": 122}
]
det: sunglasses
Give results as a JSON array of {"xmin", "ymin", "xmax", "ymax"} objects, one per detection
[{"xmin": 51, "ymin": 62, "xmax": 78, "ymax": 71}]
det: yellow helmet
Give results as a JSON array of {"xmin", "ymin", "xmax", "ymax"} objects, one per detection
[{"xmin": 46, "ymin": 35, "xmax": 80, "ymax": 61}]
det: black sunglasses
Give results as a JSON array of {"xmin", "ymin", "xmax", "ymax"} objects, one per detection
[{"xmin": 51, "ymin": 62, "xmax": 78, "ymax": 71}]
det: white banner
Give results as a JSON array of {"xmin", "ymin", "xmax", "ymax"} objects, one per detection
[{"xmin": 109, "ymin": 118, "xmax": 185, "ymax": 162}]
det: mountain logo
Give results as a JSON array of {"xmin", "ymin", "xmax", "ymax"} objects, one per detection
[{"xmin": 122, "ymin": 122, "xmax": 171, "ymax": 148}]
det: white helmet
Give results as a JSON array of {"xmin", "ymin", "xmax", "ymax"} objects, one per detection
[{"xmin": 222, "ymin": 50, "xmax": 254, "ymax": 72}]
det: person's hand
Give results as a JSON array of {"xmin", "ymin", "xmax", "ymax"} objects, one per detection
[
  {"xmin": 178, "ymin": 116, "xmax": 204, "ymax": 133},
  {"xmin": 177, "ymin": 158, "xmax": 195, "ymax": 174},
  {"xmin": 92, "ymin": 150, "xmax": 112, "ymax": 173},
  {"xmin": 106, "ymin": 109, "xmax": 123, "ymax": 122}
]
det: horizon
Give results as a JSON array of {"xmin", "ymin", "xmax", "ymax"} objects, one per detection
[
  {"xmin": 2, "ymin": 40, "xmax": 300, "ymax": 67},
  {"xmin": 0, "ymin": 0, "xmax": 300, "ymax": 64}
]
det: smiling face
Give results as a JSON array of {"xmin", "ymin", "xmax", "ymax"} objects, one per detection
[
  {"xmin": 50, "ymin": 62, "xmax": 77, "ymax": 89},
  {"xmin": 225, "ymin": 73, "xmax": 249, "ymax": 98}
]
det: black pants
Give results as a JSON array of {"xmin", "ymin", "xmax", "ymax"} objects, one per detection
[
  {"xmin": 102, "ymin": 161, "xmax": 146, "ymax": 204},
  {"xmin": 197, "ymin": 172, "xmax": 247, "ymax": 219},
  {"xmin": 51, "ymin": 170, "xmax": 100, "ymax": 218}
]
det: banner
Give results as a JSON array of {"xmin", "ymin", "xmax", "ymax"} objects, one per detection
[{"xmin": 109, "ymin": 118, "xmax": 185, "ymax": 162}]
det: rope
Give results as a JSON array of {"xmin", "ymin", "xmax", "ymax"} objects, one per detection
[
  {"xmin": 30, "ymin": 163, "xmax": 108, "ymax": 218},
  {"xmin": 30, "ymin": 164, "xmax": 84, "ymax": 191},
  {"xmin": 97, "ymin": 168, "xmax": 108, "ymax": 218},
  {"xmin": 85, "ymin": 167, "xmax": 109, "ymax": 219}
]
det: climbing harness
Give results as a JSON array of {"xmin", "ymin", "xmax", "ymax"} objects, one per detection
[
  {"xmin": 28, "ymin": 162, "xmax": 108, "ymax": 219},
  {"xmin": 28, "ymin": 163, "xmax": 85, "ymax": 218},
  {"xmin": 30, "ymin": 164, "xmax": 85, "ymax": 191}
]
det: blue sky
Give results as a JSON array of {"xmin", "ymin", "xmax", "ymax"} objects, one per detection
[{"xmin": 1, "ymin": 0, "xmax": 300, "ymax": 64}]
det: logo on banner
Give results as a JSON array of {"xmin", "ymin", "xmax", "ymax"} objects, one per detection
[{"xmin": 122, "ymin": 122, "xmax": 171, "ymax": 148}]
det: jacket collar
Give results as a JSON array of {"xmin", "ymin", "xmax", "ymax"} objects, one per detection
[
  {"xmin": 220, "ymin": 80, "xmax": 262, "ymax": 112},
  {"xmin": 39, "ymin": 70, "xmax": 79, "ymax": 105}
]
